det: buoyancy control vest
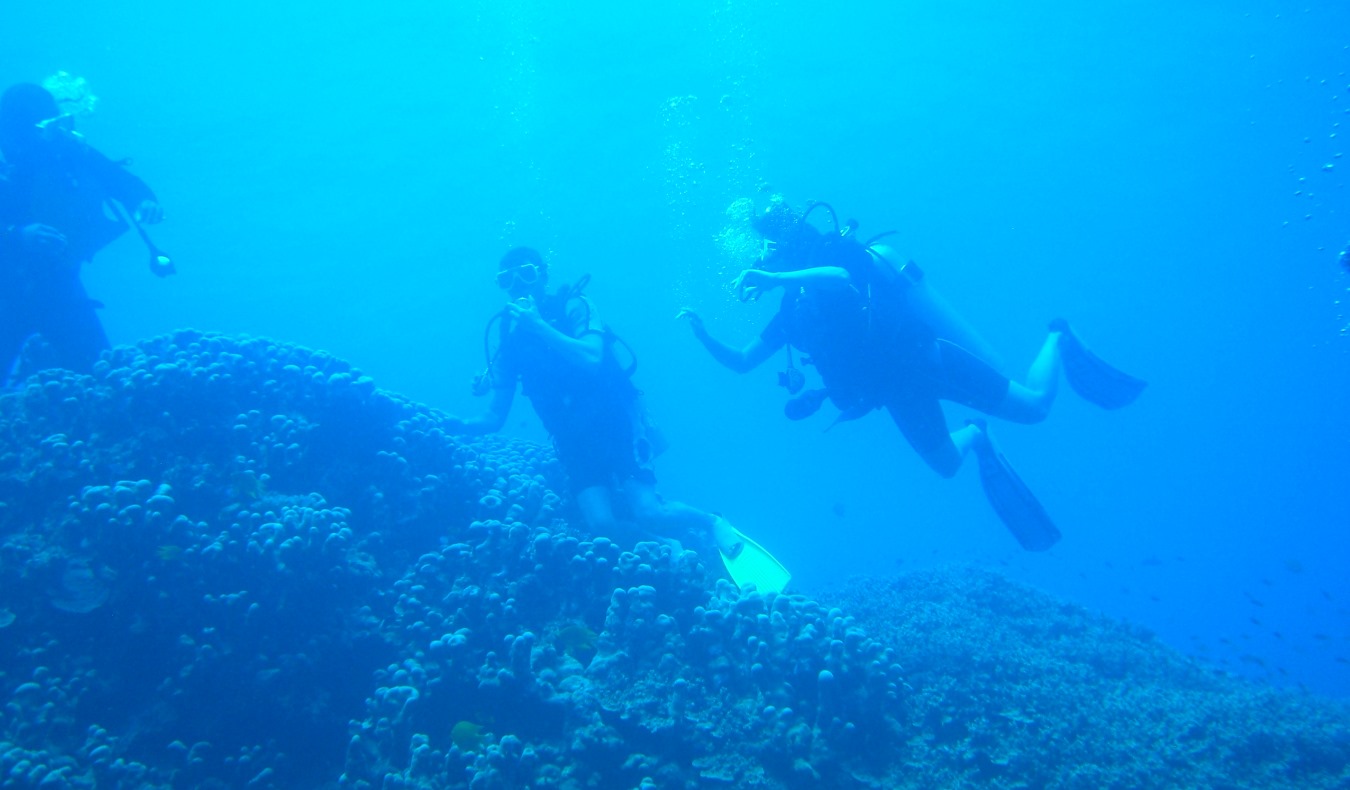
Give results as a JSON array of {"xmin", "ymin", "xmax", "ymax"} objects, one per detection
[{"xmin": 475, "ymin": 276, "xmax": 640, "ymax": 439}]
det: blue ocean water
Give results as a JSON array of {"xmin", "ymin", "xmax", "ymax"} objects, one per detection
[{"xmin": 3, "ymin": 0, "xmax": 1347, "ymax": 728}]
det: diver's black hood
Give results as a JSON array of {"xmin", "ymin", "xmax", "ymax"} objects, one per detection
[{"xmin": 0, "ymin": 83, "xmax": 60, "ymax": 159}]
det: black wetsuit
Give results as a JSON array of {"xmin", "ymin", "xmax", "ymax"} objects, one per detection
[
  {"xmin": 496, "ymin": 293, "xmax": 653, "ymax": 491},
  {"xmin": 764, "ymin": 253, "xmax": 1010, "ymax": 456},
  {"xmin": 0, "ymin": 134, "xmax": 157, "ymax": 381}
]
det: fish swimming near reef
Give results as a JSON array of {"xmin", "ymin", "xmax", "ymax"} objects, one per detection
[{"xmin": 451, "ymin": 721, "xmax": 486, "ymax": 752}]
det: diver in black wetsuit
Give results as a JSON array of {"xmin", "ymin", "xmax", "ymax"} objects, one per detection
[
  {"xmin": 680, "ymin": 196, "xmax": 1147, "ymax": 551},
  {"xmin": 0, "ymin": 83, "xmax": 168, "ymax": 385},
  {"xmin": 447, "ymin": 247, "xmax": 764, "ymax": 577}
]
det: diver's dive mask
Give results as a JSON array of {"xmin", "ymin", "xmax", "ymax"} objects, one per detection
[
  {"xmin": 496, "ymin": 262, "xmax": 542, "ymax": 289},
  {"xmin": 32, "ymin": 114, "xmax": 82, "ymax": 150}
]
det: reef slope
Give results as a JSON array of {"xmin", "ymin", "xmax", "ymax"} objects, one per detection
[{"xmin": 0, "ymin": 331, "xmax": 1345, "ymax": 789}]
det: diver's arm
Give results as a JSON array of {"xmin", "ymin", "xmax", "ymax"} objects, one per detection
[
  {"xmin": 733, "ymin": 267, "xmax": 851, "ymax": 300},
  {"xmin": 536, "ymin": 325, "xmax": 605, "ymax": 370},
  {"xmin": 768, "ymin": 267, "xmax": 852, "ymax": 289},
  {"xmin": 506, "ymin": 297, "xmax": 604, "ymax": 370},
  {"xmin": 506, "ymin": 296, "xmax": 604, "ymax": 370},
  {"xmin": 85, "ymin": 147, "xmax": 161, "ymax": 222},
  {"xmin": 449, "ymin": 381, "xmax": 516, "ymax": 435},
  {"xmin": 681, "ymin": 310, "xmax": 784, "ymax": 373}
]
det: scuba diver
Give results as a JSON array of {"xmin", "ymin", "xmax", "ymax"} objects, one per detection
[
  {"xmin": 0, "ymin": 82, "xmax": 170, "ymax": 386},
  {"xmin": 679, "ymin": 195, "xmax": 1146, "ymax": 551},
  {"xmin": 447, "ymin": 247, "xmax": 790, "ymax": 593}
]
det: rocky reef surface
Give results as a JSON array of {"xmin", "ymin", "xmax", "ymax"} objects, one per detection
[{"xmin": 0, "ymin": 331, "xmax": 1346, "ymax": 789}]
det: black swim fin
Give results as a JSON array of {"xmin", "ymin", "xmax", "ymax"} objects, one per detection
[
  {"xmin": 969, "ymin": 420, "xmax": 1061, "ymax": 551},
  {"xmin": 1050, "ymin": 319, "xmax": 1146, "ymax": 410}
]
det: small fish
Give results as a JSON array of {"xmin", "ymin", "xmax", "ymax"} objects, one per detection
[{"xmin": 451, "ymin": 721, "xmax": 486, "ymax": 752}]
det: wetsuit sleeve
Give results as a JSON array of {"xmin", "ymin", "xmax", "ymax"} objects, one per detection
[{"xmin": 84, "ymin": 147, "xmax": 158, "ymax": 207}]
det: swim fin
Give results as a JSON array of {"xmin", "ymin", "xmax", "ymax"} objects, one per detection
[
  {"xmin": 968, "ymin": 420, "xmax": 1061, "ymax": 551},
  {"xmin": 1050, "ymin": 319, "xmax": 1146, "ymax": 410},
  {"xmin": 714, "ymin": 519, "xmax": 791, "ymax": 594}
]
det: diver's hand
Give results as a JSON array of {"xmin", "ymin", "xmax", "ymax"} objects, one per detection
[
  {"xmin": 504, "ymin": 295, "xmax": 547, "ymax": 334},
  {"xmin": 134, "ymin": 200, "xmax": 164, "ymax": 225},
  {"xmin": 17, "ymin": 224, "xmax": 68, "ymax": 261},
  {"xmin": 676, "ymin": 308, "xmax": 706, "ymax": 335},
  {"xmin": 732, "ymin": 268, "xmax": 778, "ymax": 302}
]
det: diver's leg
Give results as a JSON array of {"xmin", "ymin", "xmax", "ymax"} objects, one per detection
[
  {"xmin": 989, "ymin": 330, "xmax": 1062, "ymax": 424},
  {"xmin": 621, "ymin": 476, "xmax": 720, "ymax": 549},
  {"xmin": 574, "ymin": 486, "xmax": 617, "ymax": 531},
  {"xmin": 886, "ymin": 397, "xmax": 976, "ymax": 479},
  {"xmin": 573, "ymin": 485, "xmax": 622, "ymax": 537},
  {"xmin": 39, "ymin": 281, "xmax": 110, "ymax": 374},
  {"xmin": 905, "ymin": 278, "xmax": 1007, "ymax": 373}
]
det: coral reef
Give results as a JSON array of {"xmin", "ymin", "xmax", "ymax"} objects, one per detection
[{"xmin": 0, "ymin": 331, "xmax": 1346, "ymax": 789}]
